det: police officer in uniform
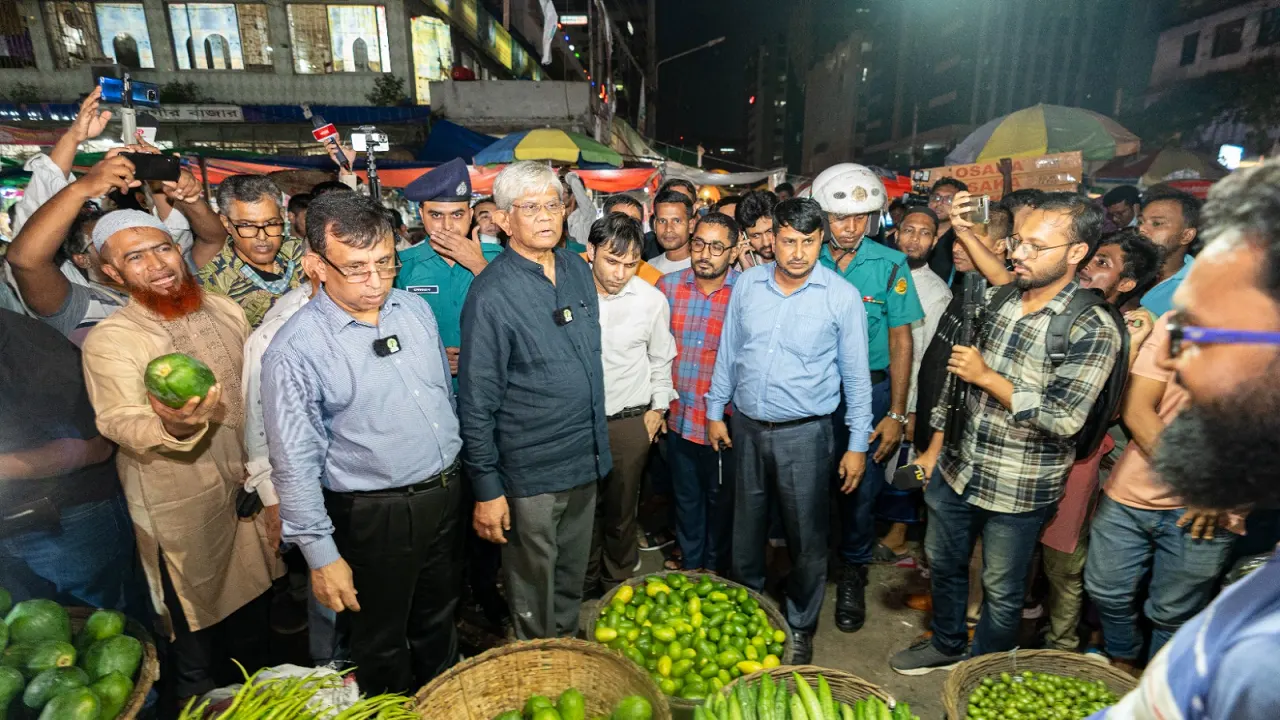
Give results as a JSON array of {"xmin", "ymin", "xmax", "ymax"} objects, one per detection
[
  {"xmin": 394, "ymin": 158, "xmax": 507, "ymax": 627},
  {"xmin": 397, "ymin": 158, "xmax": 503, "ymax": 379},
  {"xmin": 813, "ymin": 163, "xmax": 925, "ymax": 633}
]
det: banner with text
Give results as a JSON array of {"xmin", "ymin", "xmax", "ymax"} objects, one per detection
[{"xmin": 919, "ymin": 151, "xmax": 1083, "ymax": 200}]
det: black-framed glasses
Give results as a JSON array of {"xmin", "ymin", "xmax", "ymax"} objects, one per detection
[
  {"xmin": 317, "ymin": 253, "xmax": 401, "ymax": 283},
  {"xmin": 230, "ymin": 221, "xmax": 285, "ymax": 238},
  {"xmin": 691, "ymin": 238, "xmax": 734, "ymax": 256},
  {"xmin": 1167, "ymin": 321, "xmax": 1280, "ymax": 358}
]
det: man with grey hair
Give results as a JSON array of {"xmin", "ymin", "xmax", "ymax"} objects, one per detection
[
  {"xmin": 195, "ymin": 174, "xmax": 306, "ymax": 327},
  {"xmin": 79, "ymin": 209, "xmax": 279, "ymax": 709},
  {"xmin": 459, "ymin": 160, "xmax": 611, "ymax": 639}
]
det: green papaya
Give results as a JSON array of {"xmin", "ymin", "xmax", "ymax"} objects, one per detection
[
  {"xmin": 2, "ymin": 641, "xmax": 76, "ymax": 679},
  {"xmin": 23, "ymin": 667, "xmax": 89, "ymax": 711},
  {"xmin": 0, "ymin": 666, "xmax": 24, "ymax": 720},
  {"xmin": 4, "ymin": 601, "xmax": 71, "ymax": 645},
  {"xmin": 0, "ymin": 620, "xmax": 7, "ymax": 653},
  {"xmin": 79, "ymin": 636, "xmax": 141, "ymax": 682},
  {"xmin": 0, "ymin": 588, "xmax": 11, "ymax": 617},
  {"xmin": 38, "ymin": 686, "xmax": 99, "ymax": 720},
  {"xmin": 73, "ymin": 611, "xmax": 125, "ymax": 655},
  {"xmin": 89, "ymin": 672, "xmax": 132, "ymax": 720},
  {"xmin": 145, "ymin": 353, "xmax": 217, "ymax": 408}
]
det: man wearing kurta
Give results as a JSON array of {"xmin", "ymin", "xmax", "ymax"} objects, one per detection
[{"xmin": 79, "ymin": 210, "xmax": 279, "ymax": 708}]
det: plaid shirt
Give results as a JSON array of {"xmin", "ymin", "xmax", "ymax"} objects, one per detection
[
  {"xmin": 930, "ymin": 281, "xmax": 1121, "ymax": 513},
  {"xmin": 658, "ymin": 268, "xmax": 739, "ymax": 444}
]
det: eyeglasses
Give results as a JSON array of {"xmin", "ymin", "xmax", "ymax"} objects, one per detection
[
  {"xmin": 1167, "ymin": 321, "xmax": 1280, "ymax": 359},
  {"xmin": 317, "ymin": 253, "xmax": 401, "ymax": 283},
  {"xmin": 1004, "ymin": 237, "xmax": 1074, "ymax": 259},
  {"xmin": 510, "ymin": 201, "xmax": 566, "ymax": 218},
  {"xmin": 230, "ymin": 221, "xmax": 286, "ymax": 238},
  {"xmin": 691, "ymin": 238, "xmax": 734, "ymax": 256},
  {"xmin": 929, "ymin": 194, "xmax": 955, "ymax": 205}
]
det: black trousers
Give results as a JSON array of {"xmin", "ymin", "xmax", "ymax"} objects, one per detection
[
  {"xmin": 326, "ymin": 476, "xmax": 463, "ymax": 695},
  {"xmin": 159, "ymin": 558, "xmax": 270, "ymax": 711}
]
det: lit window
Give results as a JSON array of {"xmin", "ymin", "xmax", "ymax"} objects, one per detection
[
  {"xmin": 43, "ymin": 2, "xmax": 155, "ymax": 69},
  {"xmin": 0, "ymin": 3, "xmax": 37, "ymax": 68},
  {"xmin": 287, "ymin": 4, "xmax": 390, "ymax": 74},
  {"xmin": 169, "ymin": 3, "xmax": 271, "ymax": 71}
]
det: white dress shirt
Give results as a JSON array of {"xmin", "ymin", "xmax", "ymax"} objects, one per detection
[
  {"xmin": 599, "ymin": 275, "xmax": 679, "ymax": 416},
  {"xmin": 907, "ymin": 264, "xmax": 953, "ymax": 413},
  {"xmin": 241, "ymin": 281, "xmax": 314, "ymax": 505}
]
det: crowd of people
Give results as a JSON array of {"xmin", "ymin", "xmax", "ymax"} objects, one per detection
[{"xmin": 3, "ymin": 89, "xmax": 1280, "ymax": 719}]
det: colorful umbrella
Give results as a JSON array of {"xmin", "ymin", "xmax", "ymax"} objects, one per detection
[
  {"xmin": 473, "ymin": 128, "xmax": 623, "ymax": 168},
  {"xmin": 1094, "ymin": 147, "xmax": 1228, "ymax": 187},
  {"xmin": 946, "ymin": 104, "xmax": 1140, "ymax": 165}
]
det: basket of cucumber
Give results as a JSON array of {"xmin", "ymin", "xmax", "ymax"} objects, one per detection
[
  {"xmin": 412, "ymin": 638, "xmax": 671, "ymax": 719},
  {"xmin": 715, "ymin": 667, "xmax": 915, "ymax": 720}
]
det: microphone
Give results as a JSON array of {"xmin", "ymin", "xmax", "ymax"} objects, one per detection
[
  {"xmin": 373, "ymin": 335, "xmax": 401, "ymax": 357},
  {"xmin": 304, "ymin": 105, "xmax": 351, "ymax": 172}
]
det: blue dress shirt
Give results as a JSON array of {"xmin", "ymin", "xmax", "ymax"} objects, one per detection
[
  {"xmin": 261, "ymin": 288, "xmax": 462, "ymax": 569},
  {"xmin": 705, "ymin": 263, "xmax": 874, "ymax": 452}
]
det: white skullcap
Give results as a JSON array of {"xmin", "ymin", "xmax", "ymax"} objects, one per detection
[{"xmin": 91, "ymin": 209, "xmax": 172, "ymax": 252}]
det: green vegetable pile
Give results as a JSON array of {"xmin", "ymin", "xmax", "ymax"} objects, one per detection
[
  {"xmin": 489, "ymin": 688, "xmax": 653, "ymax": 720},
  {"xmin": 592, "ymin": 573, "xmax": 786, "ymax": 701},
  {"xmin": 964, "ymin": 671, "xmax": 1119, "ymax": 720},
  {"xmin": 0, "ymin": 590, "xmax": 143, "ymax": 720},
  {"xmin": 700, "ymin": 672, "xmax": 918, "ymax": 720},
  {"xmin": 178, "ymin": 663, "xmax": 420, "ymax": 719}
]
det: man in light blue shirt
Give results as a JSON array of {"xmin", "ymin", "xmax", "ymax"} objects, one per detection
[
  {"xmin": 1137, "ymin": 186, "xmax": 1201, "ymax": 317},
  {"xmin": 261, "ymin": 192, "xmax": 463, "ymax": 695},
  {"xmin": 705, "ymin": 197, "xmax": 872, "ymax": 663}
]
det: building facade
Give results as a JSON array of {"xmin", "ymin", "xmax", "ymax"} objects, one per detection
[{"xmin": 1148, "ymin": 0, "xmax": 1280, "ymax": 89}]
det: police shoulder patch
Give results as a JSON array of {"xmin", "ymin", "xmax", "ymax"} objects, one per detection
[{"xmin": 894, "ymin": 277, "xmax": 908, "ymax": 295}]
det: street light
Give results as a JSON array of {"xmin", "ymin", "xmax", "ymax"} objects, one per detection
[{"xmin": 657, "ymin": 36, "xmax": 726, "ymax": 68}]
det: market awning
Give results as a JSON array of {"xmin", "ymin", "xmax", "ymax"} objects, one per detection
[{"xmin": 415, "ymin": 119, "xmax": 498, "ymax": 164}]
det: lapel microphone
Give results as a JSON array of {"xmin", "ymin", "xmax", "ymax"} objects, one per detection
[{"xmin": 373, "ymin": 335, "xmax": 401, "ymax": 357}]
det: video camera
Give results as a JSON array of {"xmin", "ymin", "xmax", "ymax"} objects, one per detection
[
  {"xmin": 904, "ymin": 169, "xmax": 933, "ymax": 206},
  {"xmin": 351, "ymin": 126, "xmax": 390, "ymax": 153}
]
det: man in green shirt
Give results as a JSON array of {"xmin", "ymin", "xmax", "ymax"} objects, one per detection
[
  {"xmin": 396, "ymin": 159, "xmax": 502, "ymax": 373},
  {"xmin": 812, "ymin": 163, "xmax": 924, "ymax": 634}
]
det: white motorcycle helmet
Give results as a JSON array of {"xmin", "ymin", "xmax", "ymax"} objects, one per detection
[{"xmin": 809, "ymin": 163, "xmax": 886, "ymax": 237}]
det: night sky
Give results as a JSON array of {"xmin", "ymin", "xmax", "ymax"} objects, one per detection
[{"xmin": 654, "ymin": 0, "xmax": 785, "ymax": 148}]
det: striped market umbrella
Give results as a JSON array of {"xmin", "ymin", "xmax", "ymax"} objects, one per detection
[
  {"xmin": 946, "ymin": 104, "xmax": 1140, "ymax": 165},
  {"xmin": 1094, "ymin": 147, "xmax": 1228, "ymax": 187},
  {"xmin": 473, "ymin": 128, "xmax": 623, "ymax": 168}
]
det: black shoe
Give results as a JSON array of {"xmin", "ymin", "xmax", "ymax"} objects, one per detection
[
  {"xmin": 791, "ymin": 630, "xmax": 814, "ymax": 665},
  {"xmin": 835, "ymin": 563, "xmax": 867, "ymax": 633}
]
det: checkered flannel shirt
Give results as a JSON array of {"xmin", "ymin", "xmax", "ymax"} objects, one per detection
[
  {"xmin": 930, "ymin": 281, "xmax": 1121, "ymax": 513},
  {"xmin": 658, "ymin": 268, "xmax": 739, "ymax": 445}
]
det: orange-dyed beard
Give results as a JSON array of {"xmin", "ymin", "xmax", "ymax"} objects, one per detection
[{"xmin": 130, "ymin": 273, "xmax": 205, "ymax": 320}]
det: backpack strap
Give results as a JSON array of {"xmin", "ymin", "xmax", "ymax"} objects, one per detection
[
  {"xmin": 987, "ymin": 283, "xmax": 1019, "ymax": 313},
  {"xmin": 1047, "ymin": 290, "xmax": 1108, "ymax": 365}
]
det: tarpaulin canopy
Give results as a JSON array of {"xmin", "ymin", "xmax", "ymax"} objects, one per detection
[
  {"xmin": 664, "ymin": 163, "xmax": 787, "ymax": 187},
  {"xmin": 1094, "ymin": 147, "xmax": 1228, "ymax": 187},
  {"xmin": 946, "ymin": 104, "xmax": 1140, "ymax": 164},
  {"xmin": 415, "ymin": 119, "xmax": 498, "ymax": 164}
]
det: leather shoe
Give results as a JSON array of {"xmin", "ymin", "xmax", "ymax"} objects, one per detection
[
  {"xmin": 791, "ymin": 629, "xmax": 814, "ymax": 664},
  {"xmin": 835, "ymin": 563, "xmax": 867, "ymax": 633}
]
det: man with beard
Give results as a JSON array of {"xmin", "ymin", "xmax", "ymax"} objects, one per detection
[
  {"xmin": 1089, "ymin": 161, "xmax": 1280, "ymax": 720},
  {"xmin": 460, "ymin": 161, "xmax": 610, "ymax": 640},
  {"xmin": 195, "ymin": 175, "xmax": 306, "ymax": 328},
  {"xmin": 707, "ymin": 198, "xmax": 872, "ymax": 663},
  {"xmin": 648, "ymin": 190, "xmax": 696, "ymax": 275},
  {"xmin": 1137, "ymin": 185, "xmax": 1201, "ymax": 317},
  {"xmin": 287, "ymin": 193, "xmax": 311, "ymax": 240},
  {"xmin": 396, "ymin": 159, "xmax": 501, "ymax": 381},
  {"xmin": 891, "ymin": 193, "xmax": 1121, "ymax": 674},
  {"xmin": 583, "ymin": 214, "xmax": 677, "ymax": 595},
  {"xmin": 812, "ymin": 163, "xmax": 923, "ymax": 633},
  {"xmin": 658, "ymin": 213, "xmax": 741, "ymax": 574},
  {"xmin": 262, "ymin": 192, "xmax": 463, "ymax": 694},
  {"xmin": 925, "ymin": 178, "xmax": 968, "ymax": 283},
  {"xmin": 79, "ymin": 210, "xmax": 280, "ymax": 708},
  {"xmin": 10, "ymin": 149, "xmax": 217, "ymax": 345},
  {"xmin": 735, "ymin": 190, "xmax": 777, "ymax": 271},
  {"xmin": 1077, "ymin": 229, "xmax": 1161, "ymax": 309}
]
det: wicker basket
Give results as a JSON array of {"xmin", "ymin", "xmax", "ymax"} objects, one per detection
[
  {"xmin": 942, "ymin": 649, "xmax": 1138, "ymax": 719},
  {"xmin": 412, "ymin": 638, "xmax": 672, "ymax": 720},
  {"xmin": 584, "ymin": 571, "xmax": 794, "ymax": 717},
  {"xmin": 67, "ymin": 606, "xmax": 160, "ymax": 720},
  {"xmin": 722, "ymin": 665, "xmax": 895, "ymax": 707}
]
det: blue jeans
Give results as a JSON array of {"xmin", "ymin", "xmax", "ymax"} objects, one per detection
[
  {"xmin": 0, "ymin": 493, "xmax": 149, "ymax": 622},
  {"xmin": 835, "ymin": 377, "xmax": 892, "ymax": 566},
  {"xmin": 1084, "ymin": 495, "xmax": 1236, "ymax": 661},
  {"xmin": 667, "ymin": 432, "xmax": 734, "ymax": 572},
  {"xmin": 924, "ymin": 474, "xmax": 1055, "ymax": 656}
]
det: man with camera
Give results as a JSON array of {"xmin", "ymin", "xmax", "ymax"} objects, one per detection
[{"xmin": 891, "ymin": 193, "xmax": 1122, "ymax": 674}]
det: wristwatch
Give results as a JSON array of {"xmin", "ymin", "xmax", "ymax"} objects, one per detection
[{"xmin": 886, "ymin": 411, "xmax": 909, "ymax": 425}]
